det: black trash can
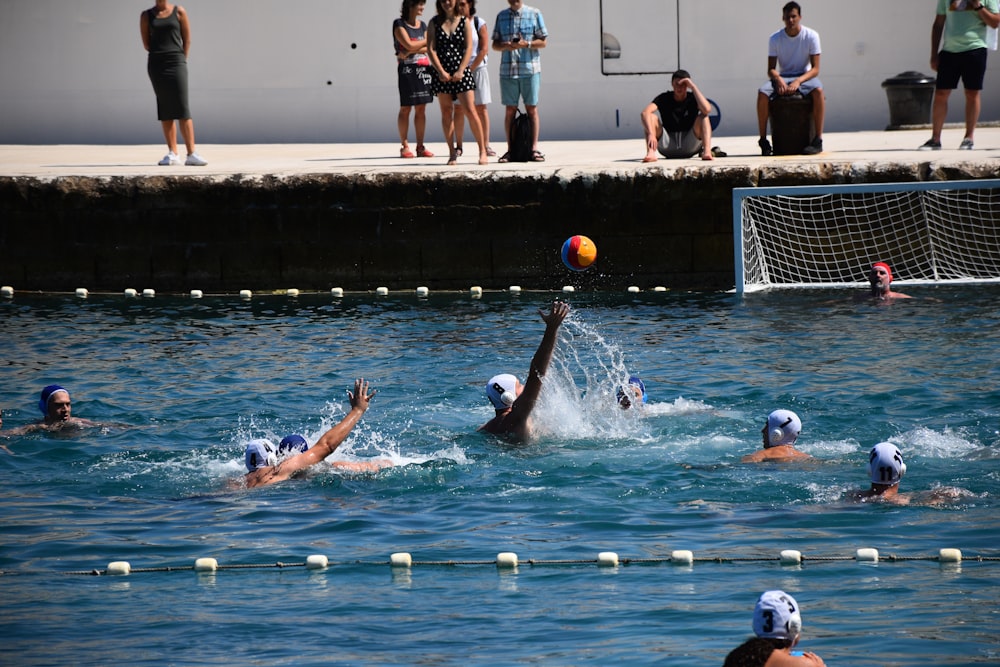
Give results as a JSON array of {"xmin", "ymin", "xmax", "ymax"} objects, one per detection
[
  {"xmin": 881, "ymin": 71, "xmax": 936, "ymax": 130},
  {"xmin": 769, "ymin": 94, "xmax": 813, "ymax": 155}
]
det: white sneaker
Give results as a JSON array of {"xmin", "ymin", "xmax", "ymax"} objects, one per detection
[
  {"xmin": 185, "ymin": 153, "xmax": 208, "ymax": 166},
  {"xmin": 158, "ymin": 152, "xmax": 181, "ymax": 166}
]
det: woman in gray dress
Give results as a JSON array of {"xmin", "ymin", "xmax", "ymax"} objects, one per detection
[{"xmin": 140, "ymin": 1, "xmax": 206, "ymax": 166}]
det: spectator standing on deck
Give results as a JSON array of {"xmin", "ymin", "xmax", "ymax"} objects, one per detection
[
  {"xmin": 140, "ymin": 1, "xmax": 207, "ymax": 166},
  {"xmin": 453, "ymin": 0, "xmax": 496, "ymax": 158},
  {"xmin": 394, "ymin": 0, "xmax": 436, "ymax": 159},
  {"xmin": 919, "ymin": 0, "xmax": 1000, "ymax": 151},
  {"xmin": 492, "ymin": 0, "xmax": 548, "ymax": 163}
]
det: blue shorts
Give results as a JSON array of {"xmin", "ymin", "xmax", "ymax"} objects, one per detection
[
  {"xmin": 759, "ymin": 76, "xmax": 823, "ymax": 97},
  {"xmin": 500, "ymin": 73, "xmax": 541, "ymax": 107},
  {"xmin": 936, "ymin": 48, "xmax": 988, "ymax": 91}
]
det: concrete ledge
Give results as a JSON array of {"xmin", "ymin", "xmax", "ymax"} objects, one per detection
[{"xmin": 2, "ymin": 130, "xmax": 999, "ymax": 292}]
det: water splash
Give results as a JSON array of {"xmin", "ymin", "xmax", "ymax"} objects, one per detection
[{"xmin": 531, "ymin": 316, "xmax": 654, "ymax": 441}]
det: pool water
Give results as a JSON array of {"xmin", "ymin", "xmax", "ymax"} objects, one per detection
[{"xmin": 1, "ymin": 288, "xmax": 998, "ymax": 666}]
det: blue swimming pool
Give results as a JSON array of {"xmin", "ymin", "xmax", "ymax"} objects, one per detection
[{"xmin": 1, "ymin": 288, "xmax": 998, "ymax": 665}]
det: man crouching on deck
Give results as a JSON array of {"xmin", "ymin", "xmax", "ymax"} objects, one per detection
[
  {"xmin": 480, "ymin": 301, "xmax": 570, "ymax": 442},
  {"xmin": 242, "ymin": 378, "xmax": 378, "ymax": 489}
]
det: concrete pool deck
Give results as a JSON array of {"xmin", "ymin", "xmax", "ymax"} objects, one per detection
[{"xmin": 1, "ymin": 127, "xmax": 999, "ymax": 179}]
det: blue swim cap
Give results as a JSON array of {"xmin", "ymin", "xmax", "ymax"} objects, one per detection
[
  {"xmin": 39, "ymin": 384, "xmax": 68, "ymax": 415},
  {"xmin": 628, "ymin": 376, "xmax": 647, "ymax": 403},
  {"xmin": 617, "ymin": 376, "xmax": 647, "ymax": 408},
  {"xmin": 279, "ymin": 434, "xmax": 309, "ymax": 454}
]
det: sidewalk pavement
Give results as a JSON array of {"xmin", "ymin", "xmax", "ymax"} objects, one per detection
[{"xmin": 1, "ymin": 128, "xmax": 998, "ymax": 180}]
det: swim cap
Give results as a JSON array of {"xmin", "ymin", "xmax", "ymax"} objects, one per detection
[
  {"xmin": 278, "ymin": 434, "xmax": 309, "ymax": 454},
  {"xmin": 38, "ymin": 384, "xmax": 69, "ymax": 415},
  {"xmin": 486, "ymin": 374, "xmax": 518, "ymax": 410},
  {"xmin": 868, "ymin": 442, "xmax": 906, "ymax": 485},
  {"xmin": 617, "ymin": 376, "xmax": 648, "ymax": 408},
  {"xmin": 245, "ymin": 439, "xmax": 277, "ymax": 472},
  {"xmin": 753, "ymin": 590, "xmax": 802, "ymax": 640},
  {"xmin": 765, "ymin": 409, "xmax": 801, "ymax": 447},
  {"xmin": 872, "ymin": 262, "xmax": 893, "ymax": 283}
]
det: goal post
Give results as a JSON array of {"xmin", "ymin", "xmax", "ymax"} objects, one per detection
[{"xmin": 733, "ymin": 179, "xmax": 1000, "ymax": 293}]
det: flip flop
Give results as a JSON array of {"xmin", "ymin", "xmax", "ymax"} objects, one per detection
[
  {"xmin": 400, "ymin": 147, "xmax": 415, "ymax": 159},
  {"xmin": 486, "ymin": 147, "xmax": 497, "ymax": 157},
  {"xmin": 498, "ymin": 152, "xmax": 510, "ymax": 163},
  {"xmin": 531, "ymin": 150, "xmax": 545, "ymax": 162}
]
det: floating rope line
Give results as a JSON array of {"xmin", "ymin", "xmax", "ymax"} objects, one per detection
[{"xmin": 3, "ymin": 548, "xmax": 999, "ymax": 578}]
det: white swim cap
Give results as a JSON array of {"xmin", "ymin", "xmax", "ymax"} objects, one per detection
[
  {"xmin": 868, "ymin": 442, "xmax": 906, "ymax": 485},
  {"xmin": 765, "ymin": 409, "xmax": 801, "ymax": 447},
  {"xmin": 245, "ymin": 439, "xmax": 277, "ymax": 472},
  {"xmin": 753, "ymin": 590, "xmax": 802, "ymax": 640},
  {"xmin": 485, "ymin": 374, "xmax": 518, "ymax": 410}
]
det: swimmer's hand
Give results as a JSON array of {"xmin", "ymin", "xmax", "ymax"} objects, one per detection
[
  {"xmin": 539, "ymin": 301, "xmax": 570, "ymax": 328},
  {"xmin": 347, "ymin": 378, "xmax": 376, "ymax": 412}
]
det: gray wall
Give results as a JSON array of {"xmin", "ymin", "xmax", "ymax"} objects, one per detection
[{"xmin": 1, "ymin": 0, "xmax": 990, "ymax": 144}]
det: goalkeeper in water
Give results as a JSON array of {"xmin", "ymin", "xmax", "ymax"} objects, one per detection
[{"xmin": 863, "ymin": 262, "xmax": 911, "ymax": 302}]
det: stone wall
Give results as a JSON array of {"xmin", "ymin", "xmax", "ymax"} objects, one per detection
[{"xmin": 2, "ymin": 163, "xmax": 997, "ymax": 292}]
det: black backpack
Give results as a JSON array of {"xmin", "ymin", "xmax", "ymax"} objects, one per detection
[{"xmin": 509, "ymin": 108, "xmax": 534, "ymax": 162}]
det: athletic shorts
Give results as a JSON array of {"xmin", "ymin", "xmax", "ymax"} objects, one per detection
[
  {"xmin": 398, "ymin": 61, "xmax": 434, "ymax": 107},
  {"xmin": 500, "ymin": 73, "xmax": 540, "ymax": 107},
  {"xmin": 759, "ymin": 76, "xmax": 823, "ymax": 97},
  {"xmin": 472, "ymin": 67, "xmax": 492, "ymax": 106},
  {"xmin": 936, "ymin": 48, "xmax": 988, "ymax": 91},
  {"xmin": 657, "ymin": 129, "xmax": 703, "ymax": 158}
]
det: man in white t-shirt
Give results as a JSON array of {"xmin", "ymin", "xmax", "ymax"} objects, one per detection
[{"xmin": 756, "ymin": 2, "xmax": 825, "ymax": 156}]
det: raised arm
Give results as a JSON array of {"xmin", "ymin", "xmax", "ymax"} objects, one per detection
[
  {"xmin": 681, "ymin": 78, "xmax": 712, "ymax": 117},
  {"xmin": 253, "ymin": 379, "xmax": 374, "ymax": 486},
  {"xmin": 506, "ymin": 302, "xmax": 569, "ymax": 430},
  {"xmin": 309, "ymin": 378, "xmax": 374, "ymax": 459}
]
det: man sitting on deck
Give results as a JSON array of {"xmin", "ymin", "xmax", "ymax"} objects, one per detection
[{"xmin": 641, "ymin": 69, "xmax": 714, "ymax": 162}]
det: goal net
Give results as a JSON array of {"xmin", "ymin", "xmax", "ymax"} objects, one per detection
[{"xmin": 733, "ymin": 179, "xmax": 1000, "ymax": 293}]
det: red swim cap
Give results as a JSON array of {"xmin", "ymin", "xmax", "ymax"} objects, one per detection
[{"xmin": 872, "ymin": 262, "xmax": 892, "ymax": 283}]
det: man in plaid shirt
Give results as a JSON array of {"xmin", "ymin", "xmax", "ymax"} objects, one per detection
[{"xmin": 492, "ymin": 0, "xmax": 548, "ymax": 161}]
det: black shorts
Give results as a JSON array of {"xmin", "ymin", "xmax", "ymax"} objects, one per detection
[{"xmin": 936, "ymin": 48, "xmax": 988, "ymax": 91}]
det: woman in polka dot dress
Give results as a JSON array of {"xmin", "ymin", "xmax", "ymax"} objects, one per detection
[{"xmin": 428, "ymin": 0, "xmax": 487, "ymax": 165}]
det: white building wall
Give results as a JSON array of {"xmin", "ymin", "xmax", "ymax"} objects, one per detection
[{"xmin": 0, "ymin": 0, "xmax": 995, "ymax": 144}]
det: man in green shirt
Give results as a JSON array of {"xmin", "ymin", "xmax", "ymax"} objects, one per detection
[{"xmin": 919, "ymin": 0, "xmax": 1000, "ymax": 151}]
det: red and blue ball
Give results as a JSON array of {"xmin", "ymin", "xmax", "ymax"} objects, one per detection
[{"xmin": 561, "ymin": 235, "xmax": 597, "ymax": 271}]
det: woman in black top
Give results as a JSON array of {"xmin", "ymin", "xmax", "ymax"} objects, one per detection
[
  {"xmin": 427, "ymin": 0, "xmax": 487, "ymax": 165},
  {"xmin": 140, "ymin": 1, "xmax": 206, "ymax": 166}
]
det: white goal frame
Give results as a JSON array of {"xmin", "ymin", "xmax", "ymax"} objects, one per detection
[{"xmin": 733, "ymin": 179, "xmax": 1000, "ymax": 293}]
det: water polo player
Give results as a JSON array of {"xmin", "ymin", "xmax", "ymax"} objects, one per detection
[{"xmin": 480, "ymin": 301, "xmax": 570, "ymax": 441}]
